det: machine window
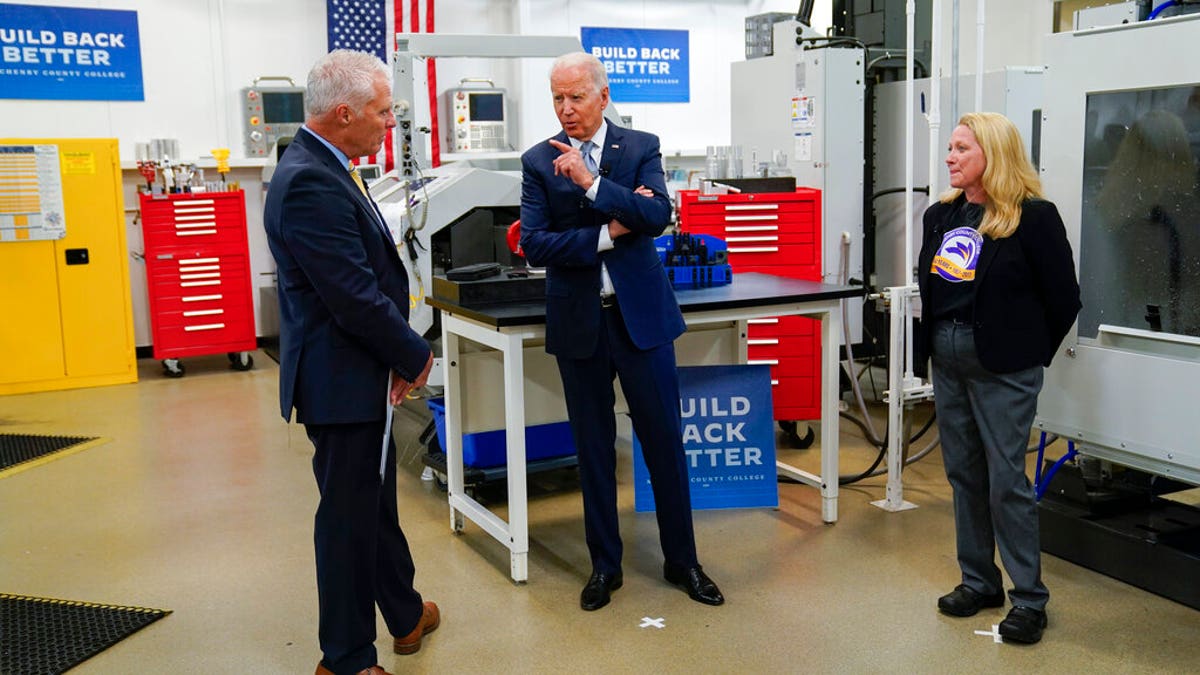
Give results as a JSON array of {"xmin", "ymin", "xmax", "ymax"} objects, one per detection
[{"xmin": 1078, "ymin": 83, "xmax": 1200, "ymax": 338}]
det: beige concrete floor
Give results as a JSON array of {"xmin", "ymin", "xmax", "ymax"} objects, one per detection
[{"xmin": 1, "ymin": 352, "xmax": 1198, "ymax": 674}]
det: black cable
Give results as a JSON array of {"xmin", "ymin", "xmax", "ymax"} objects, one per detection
[
  {"xmin": 795, "ymin": 0, "xmax": 815, "ymax": 26},
  {"xmin": 867, "ymin": 53, "xmax": 930, "ymax": 80},
  {"xmin": 872, "ymin": 185, "xmax": 930, "ymax": 202}
]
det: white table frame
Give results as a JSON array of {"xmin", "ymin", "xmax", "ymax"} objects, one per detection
[{"xmin": 439, "ymin": 295, "xmax": 843, "ymax": 583}]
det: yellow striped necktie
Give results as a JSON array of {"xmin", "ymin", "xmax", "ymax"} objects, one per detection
[{"xmin": 348, "ymin": 161, "xmax": 368, "ymax": 197}]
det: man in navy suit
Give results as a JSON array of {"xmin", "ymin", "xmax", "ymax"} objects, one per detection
[
  {"xmin": 519, "ymin": 52, "xmax": 724, "ymax": 611},
  {"xmin": 264, "ymin": 50, "xmax": 439, "ymax": 675}
]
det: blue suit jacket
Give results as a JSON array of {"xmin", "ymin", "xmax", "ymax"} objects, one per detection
[
  {"xmin": 519, "ymin": 125, "xmax": 685, "ymax": 358},
  {"xmin": 264, "ymin": 128, "xmax": 430, "ymax": 423}
]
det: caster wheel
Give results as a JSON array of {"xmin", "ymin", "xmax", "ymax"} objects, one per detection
[
  {"xmin": 228, "ymin": 351, "xmax": 254, "ymax": 371},
  {"xmin": 162, "ymin": 359, "xmax": 185, "ymax": 378},
  {"xmin": 778, "ymin": 420, "xmax": 815, "ymax": 449}
]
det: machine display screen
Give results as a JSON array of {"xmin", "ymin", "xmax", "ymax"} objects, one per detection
[
  {"xmin": 262, "ymin": 91, "xmax": 306, "ymax": 124},
  {"xmin": 1077, "ymin": 83, "xmax": 1200, "ymax": 338},
  {"xmin": 469, "ymin": 93, "xmax": 504, "ymax": 122}
]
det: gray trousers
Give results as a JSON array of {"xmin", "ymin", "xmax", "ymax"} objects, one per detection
[{"xmin": 931, "ymin": 320, "xmax": 1049, "ymax": 611}]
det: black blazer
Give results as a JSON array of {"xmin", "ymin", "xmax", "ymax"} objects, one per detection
[
  {"xmin": 917, "ymin": 196, "xmax": 1082, "ymax": 373},
  {"xmin": 264, "ymin": 128, "xmax": 430, "ymax": 423}
]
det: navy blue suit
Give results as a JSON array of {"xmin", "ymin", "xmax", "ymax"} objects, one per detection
[
  {"xmin": 520, "ymin": 125, "xmax": 698, "ymax": 575},
  {"xmin": 264, "ymin": 127, "xmax": 430, "ymax": 674}
]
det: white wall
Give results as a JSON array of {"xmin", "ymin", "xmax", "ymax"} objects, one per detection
[{"xmin": 0, "ymin": 0, "xmax": 1051, "ymax": 348}]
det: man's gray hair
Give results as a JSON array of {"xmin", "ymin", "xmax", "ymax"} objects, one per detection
[
  {"xmin": 550, "ymin": 52, "xmax": 608, "ymax": 93},
  {"xmin": 305, "ymin": 49, "xmax": 391, "ymax": 119}
]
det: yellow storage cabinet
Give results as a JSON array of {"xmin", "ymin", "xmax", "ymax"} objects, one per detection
[{"xmin": 0, "ymin": 138, "xmax": 138, "ymax": 394}]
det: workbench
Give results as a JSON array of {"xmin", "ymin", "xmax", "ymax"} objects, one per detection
[{"xmin": 426, "ymin": 272, "xmax": 862, "ymax": 582}]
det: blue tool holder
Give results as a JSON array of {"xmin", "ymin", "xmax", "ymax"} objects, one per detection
[{"xmin": 654, "ymin": 232, "xmax": 734, "ymax": 289}]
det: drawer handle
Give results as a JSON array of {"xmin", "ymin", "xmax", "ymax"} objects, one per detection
[
  {"xmin": 724, "ymin": 204, "xmax": 779, "ymax": 211},
  {"xmin": 174, "ymin": 199, "xmax": 215, "ymax": 207},
  {"xmin": 748, "ymin": 338, "xmax": 779, "ymax": 345},
  {"xmin": 728, "ymin": 246, "xmax": 779, "ymax": 253},
  {"xmin": 748, "ymin": 318, "xmax": 779, "ymax": 324},
  {"xmin": 724, "ymin": 215, "xmax": 779, "ymax": 222},
  {"xmin": 178, "ymin": 257, "xmax": 220, "ymax": 265},
  {"xmin": 748, "ymin": 359, "xmax": 779, "ymax": 366},
  {"xmin": 726, "ymin": 236, "xmax": 778, "ymax": 243},
  {"xmin": 182, "ymin": 294, "xmax": 223, "ymax": 302},
  {"xmin": 184, "ymin": 322, "xmax": 226, "ymax": 332},
  {"xmin": 183, "ymin": 309, "xmax": 224, "ymax": 317},
  {"xmin": 180, "ymin": 280, "xmax": 220, "ymax": 287},
  {"xmin": 176, "ymin": 264, "xmax": 220, "ymax": 272},
  {"xmin": 725, "ymin": 225, "xmax": 778, "ymax": 232},
  {"xmin": 174, "ymin": 214, "xmax": 217, "ymax": 222},
  {"xmin": 175, "ymin": 221, "xmax": 218, "ymax": 229},
  {"xmin": 179, "ymin": 272, "xmax": 221, "ymax": 280},
  {"xmin": 176, "ymin": 229, "xmax": 219, "ymax": 236}
]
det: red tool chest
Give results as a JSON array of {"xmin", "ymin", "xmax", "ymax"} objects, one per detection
[
  {"xmin": 678, "ymin": 188, "xmax": 822, "ymax": 421},
  {"xmin": 139, "ymin": 191, "xmax": 256, "ymax": 375}
]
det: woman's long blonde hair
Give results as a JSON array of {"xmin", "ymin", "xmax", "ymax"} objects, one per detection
[{"xmin": 940, "ymin": 112, "xmax": 1043, "ymax": 239}]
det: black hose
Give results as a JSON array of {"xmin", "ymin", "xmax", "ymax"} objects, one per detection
[{"xmin": 872, "ymin": 185, "xmax": 930, "ymax": 202}]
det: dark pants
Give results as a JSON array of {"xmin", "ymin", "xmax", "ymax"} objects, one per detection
[
  {"xmin": 555, "ymin": 302, "xmax": 698, "ymax": 576},
  {"xmin": 931, "ymin": 320, "xmax": 1049, "ymax": 611},
  {"xmin": 306, "ymin": 421, "xmax": 424, "ymax": 674}
]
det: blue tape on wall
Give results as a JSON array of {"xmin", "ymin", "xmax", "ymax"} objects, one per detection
[
  {"xmin": 581, "ymin": 26, "xmax": 689, "ymax": 103},
  {"xmin": 634, "ymin": 365, "xmax": 778, "ymax": 511},
  {"xmin": 0, "ymin": 3, "xmax": 144, "ymax": 101}
]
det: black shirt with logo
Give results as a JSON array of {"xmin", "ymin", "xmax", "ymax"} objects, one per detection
[{"xmin": 928, "ymin": 201, "xmax": 985, "ymax": 322}]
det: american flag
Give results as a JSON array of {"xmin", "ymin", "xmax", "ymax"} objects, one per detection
[
  {"xmin": 327, "ymin": 0, "xmax": 391, "ymax": 170},
  {"xmin": 327, "ymin": 0, "xmax": 386, "ymax": 60},
  {"xmin": 325, "ymin": 0, "xmax": 439, "ymax": 172}
]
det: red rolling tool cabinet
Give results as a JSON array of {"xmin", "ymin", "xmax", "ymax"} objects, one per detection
[
  {"xmin": 678, "ymin": 188, "xmax": 823, "ymax": 427},
  {"xmin": 139, "ymin": 191, "xmax": 256, "ymax": 377}
]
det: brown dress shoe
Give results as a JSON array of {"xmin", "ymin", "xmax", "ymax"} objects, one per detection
[
  {"xmin": 393, "ymin": 601, "xmax": 440, "ymax": 655},
  {"xmin": 315, "ymin": 662, "xmax": 393, "ymax": 675}
]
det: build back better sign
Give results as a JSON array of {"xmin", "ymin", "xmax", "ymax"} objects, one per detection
[
  {"xmin": 0, "ymin": 3, "xmax": 144, "ymax": 101},
  {"xmin": 634, "ymin": 365, "xmax": 777, "ymax": 511},
  {"xmin": 581, "ymin": 26, "xmax": 688, "ymax": 103}
]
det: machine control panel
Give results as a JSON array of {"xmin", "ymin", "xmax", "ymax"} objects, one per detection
[
  {"xmin": 444, "ymin": 85, "xmax": 508, "ymax": 152},
  {"xmin": 243, "ymin": 78, "xmax": 305, "ymax": 158}
]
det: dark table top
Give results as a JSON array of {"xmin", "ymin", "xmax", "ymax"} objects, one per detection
[{"xmin": 425, "ymin": 272, "xmax": 863, "ymax": 329}]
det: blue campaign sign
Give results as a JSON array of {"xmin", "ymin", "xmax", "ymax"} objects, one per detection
[
  {"xmin": 0, "ymin": 3, "xmax": 144, "ymax": 101},
  {"xmin": 634, "ymin": 365, "xmax": 778, "ymax": 512},
  {"xmin": 581, "ymin": 26, "xmax": 688, "ymax": 103}
]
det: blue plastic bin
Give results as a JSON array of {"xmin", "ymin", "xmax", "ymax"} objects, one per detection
[{"xmin": 426, "ymin": 397, "xmax": 577, "ymax": 468}]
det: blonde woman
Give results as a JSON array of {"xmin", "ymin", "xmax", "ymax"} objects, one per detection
[{"xmin": 916, "ymin": 112, "xmax": 1081, "ymax": 644}]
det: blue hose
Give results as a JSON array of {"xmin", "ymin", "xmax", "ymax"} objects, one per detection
[
  {"xmin": 1036, "ymin": 440, "xmax": 1078, "ymax": 501},
  {"xmin": 1148, "ymin": 1, "xmax": 1179, "ymax": 20}
]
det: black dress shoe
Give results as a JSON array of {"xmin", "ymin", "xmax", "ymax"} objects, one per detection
[
  {"xmin": 580, "ymin": 571, "xmax": 622, "ymax": 611},
  {"xmin": 663, "ymin": 563, "xmax": 724, "ymax": 606},
  {"xmin": 999, "ymin": 606, "xmax": 1047, "ymax": 644},
  {"xmin": 937, "ymin": 584, "xmax": 1005, "ymax": 617}
]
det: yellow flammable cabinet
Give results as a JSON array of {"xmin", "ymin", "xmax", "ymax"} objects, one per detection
[{"xmin": 0, "ymin": 138, "xmax": 138, "ymax": 394}]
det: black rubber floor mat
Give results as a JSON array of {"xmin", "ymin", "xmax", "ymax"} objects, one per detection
[
  {"xmin": 0, "ymin": 593, "xmax": 170, "ymax": 674},
  {"xmin": 0, "ymin": 434, "xmax": 100, "ymax": 478}
]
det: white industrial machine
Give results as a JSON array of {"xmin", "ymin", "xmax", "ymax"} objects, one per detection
[
  {"xmin": 730, "ymin": 19, "xmax": 866, "ymax": 342},
  {"xmin": 1035, "ymin": 13, "xmax": 1200, "ymax": 609},
  {"xmin": 1039, "ymin": 14, "xmax": 1200, "ymax": 485},
  {"xmin": 370, "ymin": 167, "xmax": 521, "ymax": 340}
]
